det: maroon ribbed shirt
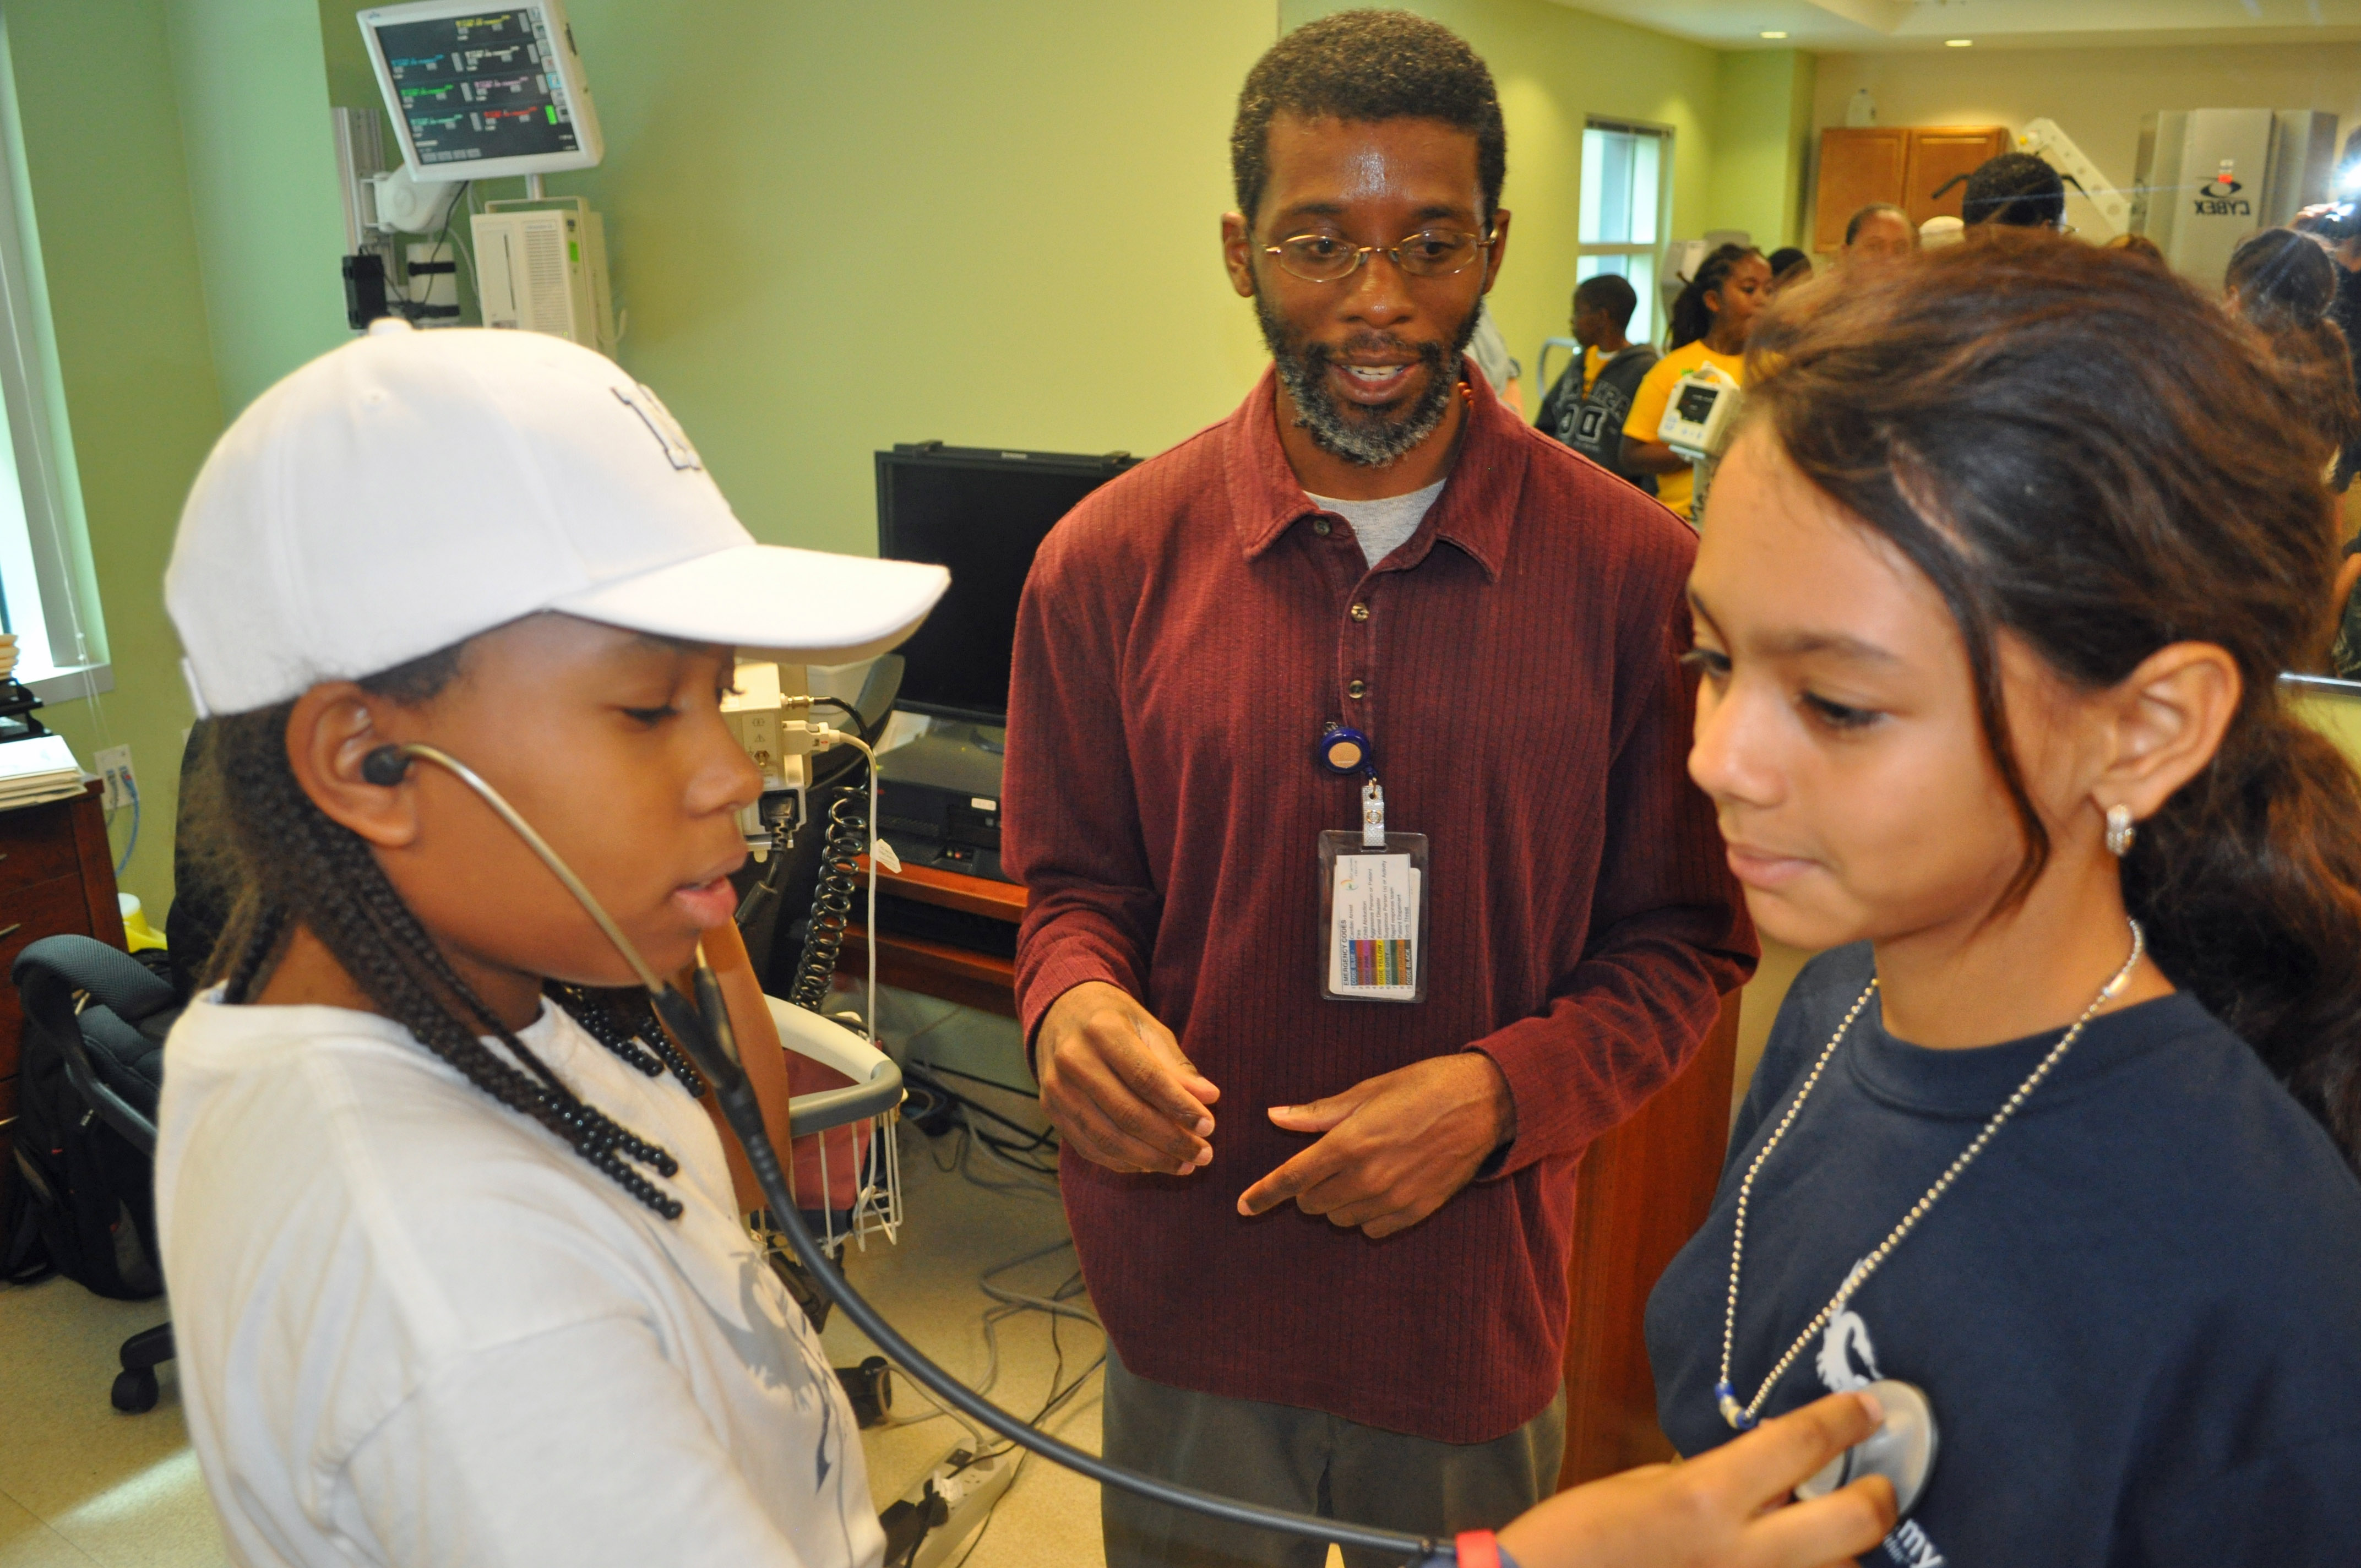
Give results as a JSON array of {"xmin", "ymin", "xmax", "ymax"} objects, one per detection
[{"xmin": 1002, "ymin": 364, "xmax": 1754, "ymax": 1442}]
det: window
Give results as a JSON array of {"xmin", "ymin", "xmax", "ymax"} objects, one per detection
[
  {"xmin": 0, "ymin": 20, "xmax": 102, "ymax": 699},
  {"xmin": 1578, "ymin": 121, "xmax": 1671, "ymax": 347}
]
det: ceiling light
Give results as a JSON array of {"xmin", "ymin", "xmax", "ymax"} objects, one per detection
[
  {"xmin": 1945, "ymin": 37, "xmax": 1973, "ymax": 46},
  {"xmin": 1761, "ymin": 30, "xmax": 1788, "ymax": 39}
]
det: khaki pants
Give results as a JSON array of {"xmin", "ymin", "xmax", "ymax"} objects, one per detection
[{"xmin": 1100, "ymin": 1349, "xmax": 1566, "ymax": 1568}]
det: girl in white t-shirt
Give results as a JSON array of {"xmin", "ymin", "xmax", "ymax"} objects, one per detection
[{"xmin": 154, "ymin": 323, "xmax": 1892, "ymax": 1568}]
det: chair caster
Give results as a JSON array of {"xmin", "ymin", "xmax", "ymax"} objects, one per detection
[{"xmin": 111, "ymin": 1368, "xmax": 159, "ymax": 1414}]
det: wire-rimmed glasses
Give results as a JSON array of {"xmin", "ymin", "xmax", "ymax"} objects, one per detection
[{"xmin": 1263, "ymin": 228, "xmax": 1495, "ymax": 284}]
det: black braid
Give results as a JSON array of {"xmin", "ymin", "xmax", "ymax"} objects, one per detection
[
  {"xmin": 194, "ymin": 663, "xmax": 689, "ymax": 1220},
  {"xmin": 552, "ymin": 983, "xmax": 709, "ymax": 1095}
]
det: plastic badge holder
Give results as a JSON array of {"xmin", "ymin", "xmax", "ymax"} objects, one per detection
[{"xmin": 1317, "ymin": 831, "xmax": 1431, "ymax": 1004}]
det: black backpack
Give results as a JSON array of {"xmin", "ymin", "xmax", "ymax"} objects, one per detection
[{"xmin": 3, "ymin": 978, "xmax": 166, "ymax": 1300}]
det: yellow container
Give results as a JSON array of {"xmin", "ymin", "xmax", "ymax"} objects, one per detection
[{"xmin": 118, "ymin": 893, "xmax": 166, "ymax": 954}]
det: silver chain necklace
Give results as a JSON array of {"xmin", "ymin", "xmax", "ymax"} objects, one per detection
[{"xmin": 1714, "ymin": 919, "xmax": 2146, "ymax": 1431}]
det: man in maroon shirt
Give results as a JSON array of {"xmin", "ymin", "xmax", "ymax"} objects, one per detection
[{"xmin": 1001, "ymin": 14, "xmax": 1753, "ymax": 1565}]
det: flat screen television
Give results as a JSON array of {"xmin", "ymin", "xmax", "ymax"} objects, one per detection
[{"xmin": 875, "ymin": 442, "xmax": 1137, "ymax": 726}]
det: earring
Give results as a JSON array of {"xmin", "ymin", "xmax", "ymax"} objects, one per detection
[{"xmin": 2105, "ymin": 803, "xmax": 2136, "ymax": 858}]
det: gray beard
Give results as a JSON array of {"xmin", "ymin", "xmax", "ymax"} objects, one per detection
[{"xmin": 1255, "ymin": 293, "xmax": 1478, "ymax": 467}]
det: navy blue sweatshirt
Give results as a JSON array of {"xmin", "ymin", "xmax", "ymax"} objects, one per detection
[{"xmin": 1646, "ymin": 944, "xmax": 2361, "ymax": 1566}]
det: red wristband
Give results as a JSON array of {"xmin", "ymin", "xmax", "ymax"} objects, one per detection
[{"xmin": 1455, "ymin": 1531, "xmax": 1502, "ymax": 1568}]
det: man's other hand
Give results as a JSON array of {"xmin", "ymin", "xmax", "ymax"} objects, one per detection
[
  {"xmin": 1036, "ymin": 982, "xmax": 1220, "ymax": 1177},
  {"xmin": 1237, "ymin": 1052, "xmax": 1514, "ymax": 1237},
  {"xmin": 1496, "ymin": 1392, "xmax": 1899, "ymax": 1568}
]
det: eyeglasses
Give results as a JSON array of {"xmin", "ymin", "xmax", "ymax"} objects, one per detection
[{"xmin": 1263, "ymin": 228, "xmax": 1495, "ymax": 284}]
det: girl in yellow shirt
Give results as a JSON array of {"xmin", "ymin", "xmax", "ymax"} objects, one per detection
[{"xmin": 1625, "ymin": 244, "xmax": 1773, "ymax": 520}]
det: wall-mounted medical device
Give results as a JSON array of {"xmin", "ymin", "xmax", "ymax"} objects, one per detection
[
  {"xmin": 1656, "ymin": 365, "xmax": 1743, "ymax": 463},
  {"xmin": 2132, "ymin": 110, "xmax": 2339, "ymax": 287},
  {"xmin": 359, "ymin": 0, "xmax": 603, "ymax": 217},
  {"xmin": 471, "ymin": 200, "xmax": 614, "ymax": 353}
]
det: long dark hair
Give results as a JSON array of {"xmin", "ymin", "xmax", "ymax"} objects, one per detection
[
  {"xmin": 2227, "ymin": 227, "xmax": 2361, "ymax": 459},
  {"xmin": 189, "ymin": 641, "xmax": 703, "ymax": 1217},
  {"xmin": 1746, "ymin": 232, "xmax": 2361, "ymax": 1161},
  {"xmin": 1669, "ymin": 243, "xmax": 1761, "ymax": 351}
]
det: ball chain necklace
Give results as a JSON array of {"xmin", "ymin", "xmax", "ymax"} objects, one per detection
[{"xmin": 1713, "ymin": 918, "xmax": 2146, "ymax": 1431}]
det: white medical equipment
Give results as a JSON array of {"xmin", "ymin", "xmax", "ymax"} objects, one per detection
[
  {"xmin": 349, "ymin": 1, "xmax": 618, "ymax": 352},
  {"xmin": 2132, "ymin": 110, "xmax": 2340, "ymax": 287},
  {"xmin": 470, "ymin": 199, "xmax": 616, "ymax": 355},
  {"xmin": 1656, "ymin": 363, "xmax": 1744, "ymax": 464}
]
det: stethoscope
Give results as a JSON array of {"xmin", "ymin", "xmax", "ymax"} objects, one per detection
[{"xmin": 359, "ymin": 740, "xmax": 1939, "ymax": 1560}]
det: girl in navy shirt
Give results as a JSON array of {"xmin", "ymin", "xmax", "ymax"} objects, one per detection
[{"xmin": 1648, "ymin": 234, "xmax": 2361, "ymax": 1565}]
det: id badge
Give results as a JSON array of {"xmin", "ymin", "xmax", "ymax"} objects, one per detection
[{"xmin": 1318, "ymin": 830, "xmax": 1431, "ymax": 1004}]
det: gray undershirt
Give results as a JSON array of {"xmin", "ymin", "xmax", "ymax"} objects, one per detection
[{"xmin": 1304, "ymin": 476, "xmax": 1449, "ymax": 568}]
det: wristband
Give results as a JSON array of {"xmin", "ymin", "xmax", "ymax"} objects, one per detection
[{"xmin": 1454, "ymin": 1531, "xmax": 1521, "ymax": 1568}]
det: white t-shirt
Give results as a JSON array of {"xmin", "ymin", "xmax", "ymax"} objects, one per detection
[
  {"xmin": 155, "ymin": 993, "xmax": 883, "ymax": 1568},
  {"xmin": 1304, "ymin": 476, "xmax": 1449, "ymax": 568}
]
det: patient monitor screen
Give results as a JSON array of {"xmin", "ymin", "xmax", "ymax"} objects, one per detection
[{"xmin": 369, "ymin": 7, "xmax": 586, "ymax": 168}]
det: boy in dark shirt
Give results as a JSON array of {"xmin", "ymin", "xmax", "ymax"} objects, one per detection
[{"xmin": 1535, "ymin": 274, "xmax": 1657, "ymax": 494}]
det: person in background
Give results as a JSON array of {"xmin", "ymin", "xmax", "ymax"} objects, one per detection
[
  {"xmin": 2104, "ymin": 231, "xmax": 2167, "ymax": 266},
  {"xmin": 2222, "ymin": 226, "xmax": 2361, "ymax": 487},
  {"xmin": 1957, "ymin": 150, "xmax": 2069, "ymax": 232},
  {"xmin": 1841, "ymin": 203, "xmax": 1915, "ymax": 268},
  {"xmin": 1534, "ymin": 273, "xmax": 1658, "ymax": 494},
  {"xmin": 1622, "ymin": 243, "xmax": 1771, "ymax": 523},
  {"xmin": 1004, "ymin": 12, "xmax": 1757, "ymax": 1564},
  {"xmin": 1468, "ymin": 298, "xmax": 1524, "ymax": 417},
  {"xmin": 1765, "ymin": 247, "xmax": 1813, "ymax": 295},
  {"xmin": 1651, "ymin": 231, "xmax": 2361, "ymax": 1568}
]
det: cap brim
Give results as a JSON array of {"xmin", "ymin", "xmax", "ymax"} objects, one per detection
[{"xmin": 550, "ymin": 542, "xmax": 950, "ymax": 665}]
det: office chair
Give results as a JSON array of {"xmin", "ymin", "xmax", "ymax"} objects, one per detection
[{"xmin": 11, "ymin": 934, "xmax": 179, "ymax": 1412}]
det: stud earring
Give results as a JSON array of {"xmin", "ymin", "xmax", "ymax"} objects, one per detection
[{"xmin": 2105, "ymin": 803, "xmax": 2136, "ymax": 858}]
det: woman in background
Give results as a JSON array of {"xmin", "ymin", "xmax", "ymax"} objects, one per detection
[
  {"xmin": 2223, "ymin": 226, "xmax": 2361, "ymax": 486},
  {"xmin": 1649, "ymin": 236, "xmax": 2361, "ymax": 1566},
  {"xmin": 1622, "ymin": 243, "xmax": 1771, "ymax": 523}
]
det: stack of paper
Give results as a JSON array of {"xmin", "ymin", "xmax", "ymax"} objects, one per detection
[
  {"xmin": 0, "ymin": 632, "xmax": 17, "ymax": 680},
  {"xmin": 0, "ymin": 733, "xmax": 85, "ymax": 810}
]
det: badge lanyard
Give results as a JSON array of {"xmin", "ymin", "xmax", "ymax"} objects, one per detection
[{"xmin": 1313, "ymin": 722, "xmax": 1430, "ymax": 1003}]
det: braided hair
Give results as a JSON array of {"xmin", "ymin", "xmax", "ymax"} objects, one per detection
[{"xmin": 192, "ymin": 642, "xmax": 704, "ymax": 1219}]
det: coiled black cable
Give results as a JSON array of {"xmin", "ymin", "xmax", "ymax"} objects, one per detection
[{"xmin": 787, "ymin": 786, "xmax": 868, "ymax": 1010}]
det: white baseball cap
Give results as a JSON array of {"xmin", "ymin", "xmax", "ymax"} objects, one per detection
[{"xmin": 166, "ymin": 319, "xmax": 949, "ymax": 716}]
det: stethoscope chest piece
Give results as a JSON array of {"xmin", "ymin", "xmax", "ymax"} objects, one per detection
[{"xmin": 1793, "ymin": 1379, "xmax": 1938, "ymax": 1521}]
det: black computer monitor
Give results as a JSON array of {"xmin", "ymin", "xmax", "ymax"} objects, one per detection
[{"xmin": 875, "ymin": 443, "xmax": 1136, "ymax": 726}]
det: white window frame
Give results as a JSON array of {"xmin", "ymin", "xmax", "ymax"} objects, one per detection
[
  {"xmin": 1576, "ymin": 118, "xmax": 1675, "ymax": 348},
  {"xmin": 0, "ymin": 17, "xmax": 106, "ymax": 703}
]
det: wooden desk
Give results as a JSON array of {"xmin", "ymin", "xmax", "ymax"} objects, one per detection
[
  {"xmin": 837, "ymin": 858, "xmax": 1026, "ymax": 1017},
  {"xmin": 1, "ymin": 781, "xmax": 129, "ymax": 1200},
  {"xmin": 841, "ymin": 856, "xmax": 1737, "ymax": 1490}
]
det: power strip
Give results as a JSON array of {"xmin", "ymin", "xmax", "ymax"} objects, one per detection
[{"xmin": 878, "ymin": 1443, "xmax": 1019, "ymax": 1568}]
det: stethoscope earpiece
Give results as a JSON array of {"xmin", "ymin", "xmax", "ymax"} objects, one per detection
[{"xmin": 361, "ymin": 744, "xmax": 414, "ymax": 787}]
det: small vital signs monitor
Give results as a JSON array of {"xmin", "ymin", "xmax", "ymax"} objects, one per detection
[
  {"xmin": 1656, "ymin": 366, "xmax": 1744, "ymax": 462},
  {"xmin": 360, "ymin": 1, "xmax": 603, "ymax": 181}
]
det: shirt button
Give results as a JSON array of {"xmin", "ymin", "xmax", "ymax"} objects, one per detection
[
  {"xmin": 1346, "ymin": 678, "xmax": 1368, "ymax": 700},
  {"xmin": 1349, "ymin": 602, "xmax": 1370, "ymax": 622},
  {"xmin": 1312, "ymin": 518, "xmax": 1332, "ymax": 537}
]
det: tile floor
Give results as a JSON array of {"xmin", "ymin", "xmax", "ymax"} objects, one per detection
[{"xmin": 0, "ymin": 1114, "xmax": 1122, "ymax": 1568}]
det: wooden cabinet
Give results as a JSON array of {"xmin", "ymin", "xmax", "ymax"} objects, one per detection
[
  {"xmin": 1815, "ymin": 125, "xmax": 2010, "ymax": 250},
  {"xmin": 1, "ymin": 781, "xmax": 129, "ymax": 1199}
]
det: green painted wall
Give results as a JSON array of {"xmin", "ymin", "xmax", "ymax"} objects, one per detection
[
  {"xmin": 166, "ymin": 0, "xmax": 350, "ymax": 417},
  {"xmin": 1709, "ymin": 48, "xmax": 1815, "ymax": 253},
  {"xmin": 322, "ymin": 0, "xmax": 1279, "ymax": 558},
  {"xmin": 5, "ymin": 1, "xmax": 229, "ymax": 910}
]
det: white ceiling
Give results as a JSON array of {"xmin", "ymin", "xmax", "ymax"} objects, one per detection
[{"xmin": 1554, "ymin": 0, "xmax": 2361, "ymax": 50}]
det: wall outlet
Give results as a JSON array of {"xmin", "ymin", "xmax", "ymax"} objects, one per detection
[{"xmin": 94, "ymin": 745, "xmax": 133, "ymax": 812}]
